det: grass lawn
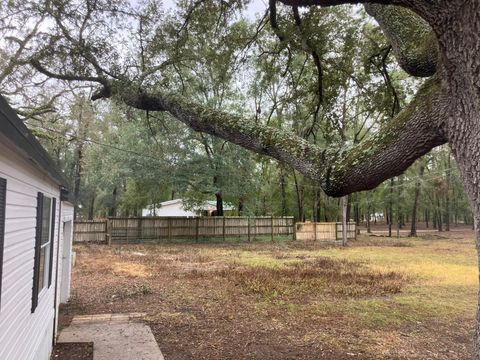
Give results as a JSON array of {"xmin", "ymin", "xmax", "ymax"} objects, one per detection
[{"xmin": 61, "ymin": 230, "xmax": 477, "ymax": 359}]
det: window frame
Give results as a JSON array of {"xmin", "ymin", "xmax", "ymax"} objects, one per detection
[
  {"xmin": 0, "ymin": 177, "xmax": 6, "ymax": 311},
  {"xmin": 32, "ymin": 193, "xmax": 55, "ymax": 313}
]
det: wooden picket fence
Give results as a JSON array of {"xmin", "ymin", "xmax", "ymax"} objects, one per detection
[
  {"xmin": 295, "ymin": 222, "xmax": 357, "ymax": 242},
  {"xmin": 74, "ymin": 216, "xmax": 295, "ymax": 244},
  {"xmin": 73, "ymin": 220, "xmax": 108, "ymax": 243}
]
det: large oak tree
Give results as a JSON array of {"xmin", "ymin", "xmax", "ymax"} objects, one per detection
[{"xmin": 2, "ymin": 0, "xmax": 480, "ymax": 356}]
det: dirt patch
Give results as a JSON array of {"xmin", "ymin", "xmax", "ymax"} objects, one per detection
[
  {"xmin": 50, "ymin": 342, "xmax": 93, "ymax": 360},
  {"xmin": 60, "ymin": 236, "xmax": 475, "ymax": 360}
]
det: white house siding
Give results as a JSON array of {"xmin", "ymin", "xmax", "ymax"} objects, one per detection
[
  {"xmin": 0, "ymin": 140, "xmax": 61, "ymax": 360},
  {"xmin": 143, "ymin": 200, "xmax": 197, "ymax": 217}
]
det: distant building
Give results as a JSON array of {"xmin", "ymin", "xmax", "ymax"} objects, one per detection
[{"xmin": 142, "ymin": 199, "xmax": 235, "ymax": 217}]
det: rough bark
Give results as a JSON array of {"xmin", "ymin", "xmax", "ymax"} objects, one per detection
[{"xmin": 435, "ymin": 3, "xmax": 480, "ymax": 356}]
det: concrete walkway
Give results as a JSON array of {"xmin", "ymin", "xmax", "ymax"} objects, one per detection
[{"xmin": 58, "ymin": 313, "xmax": 164, "ymax": 360}]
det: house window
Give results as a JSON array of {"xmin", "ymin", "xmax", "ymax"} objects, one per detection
[
  {"xmin": 0, "ymin": 177, "xmax": 6, "ymax": 310},
  {"xmin": 32, "ymin": 193, "xmax": 55, "ymax": 312}
]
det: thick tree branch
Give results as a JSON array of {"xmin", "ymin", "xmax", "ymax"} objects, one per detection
[
  {"xmin": 106, "ymin": 76, "xmax": 446, "ymax": 197},
  {"xmin": 30, "ymin": 60, "xmax": 104, "ymax": 84},
  {"xmin": 365, "ymin": 3, "xmax": 438, "ymax": 77},
  {"xmin": 322, "ymin": 76, "xmax": 446, "ymax": 195},
  {"xmin": 277, "ymin": 0, "xmax": 432, "ymax": 10}
]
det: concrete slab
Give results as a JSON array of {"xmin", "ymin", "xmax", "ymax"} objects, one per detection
[{"xmin": 58, "ymin": 314, "xmax": 164, "ymax": 360}]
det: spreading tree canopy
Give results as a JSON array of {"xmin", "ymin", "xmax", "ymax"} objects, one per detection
[{"xmin": 1, "ymin": 0, "xmax": 480, "ymax": 356}]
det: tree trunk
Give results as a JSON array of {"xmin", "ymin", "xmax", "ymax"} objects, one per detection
[
  {"xmin": 441, "ymin": 5, "xmax": 480, "ymax": 350},
  {"xmin": 279, "ymin": 166, "xmax": 288, "ymax": 217},
  {"xmin": 215, "ymin": 192, "xmax": 224, "ymax": 216},
  {"xmin": 346, "ymin": 194, "xmax": 351, "ymax": 224},
  {"xmin": 366, "ymin": 193, "xmax": 371, "ymax": 234},
  {"xmin": 342, "ymin": 195, "xmax": 348, "ymax": 246},
  {"xmin": 388, "ymin": 178, "xmax": 394, "ymax": 237},
  {"xmin": 109, "ymin": 187, "xmax": 117, "ymax": 217},
  {"xmin": 293, "ymin": 171, "xmax": 305, "ymax": 222},
  {"xmin": 354, "ymin": 194, "xmax": 360, "ymax": 226},
  {"xmin": 88, "ymin": 193, "xmax": 95, "ymax": 220},
  {"xmin": 437, "ymin": 196, "xmax": 443, "ymax": 232},
  {"xmin": 238, "ymin": 198, "xmax": 244, "ymax": 216},
  {"xmin": 396, "ymin": 176, "xmax": 404, "ymax": 235},
  {"xmin": 445, "ymin": 153, "xmax": 451, "ymax": 231},
  {"xmin": 314, "ymin": 187, "xmax": 321, "ymax": 222},
  {"xmin": 410, "ymin": 165, "xmax": 425, "ymax": 237},
  {"xmin": 73, "ymin": 146, "xmax": 83, "ymax": 220}
]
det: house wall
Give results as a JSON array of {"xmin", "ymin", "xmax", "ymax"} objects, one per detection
[
  {"xmin": 0, "ymin": 139, "xmax": 61, "ymax": 360},
  {"xmin": 144, "ymin": 201, "xmax": 197, "ymax": 217}
]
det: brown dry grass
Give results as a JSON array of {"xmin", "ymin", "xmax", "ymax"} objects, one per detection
[
  {"xmin": 61, "ymin": 230, "xmax": 477, "ymax": 359},
  {"xmin": 219, "ymin": 258, "xmax": 406, "ymax": 300}
]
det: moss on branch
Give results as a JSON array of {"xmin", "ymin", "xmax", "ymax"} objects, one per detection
[
  {"xmin": 365, "ymin": 4, "xmax": 438, "ymax": 77},
  {"xmin": 322, "ymin": 76, "xmax": 444, "ymax": 196}
]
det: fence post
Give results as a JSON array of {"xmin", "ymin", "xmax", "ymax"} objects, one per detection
[
  {"xmin": 106, "ymin": 218, "xmax": 112, "ymax": 246},
  {"xmin": 271, "ymin": 216, "xmax": 274, "ymax": 242},
  {"xmin": 222, "ymin": 216, "xmax": 226, "ymax": 242},
  {"xmin": 247, "ymin": 217, "xmax": 251, "ymax": 242},
  {"xmin": 168, "ymin": 217, "xmax": 172, "ymax": 241},
  {"xmin": 137, "ymin": 218, "xmax": 142, "ymax": 243},
  {"xmin": 195, "ymin": 217, "xmax": 199, "ymax": 242},
  {"xmin": 125, "ymin": 219, "xmax": 129, "ymax": 245},
  {"xmin": 314, "ymin": 221, "xmax": 317, "ymax": 241},
  {"xmin": 293, "ymin": 219, "xmax": 296, "ymax": 241}
]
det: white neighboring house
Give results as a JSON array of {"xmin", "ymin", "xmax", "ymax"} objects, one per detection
[
  {"xmin": 0, "ymin": 95, "xmax": 75, "ymax": 360},
  {"xmin": 142, "ymin": 199, "xmax": 235, "ymax": 217}
]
